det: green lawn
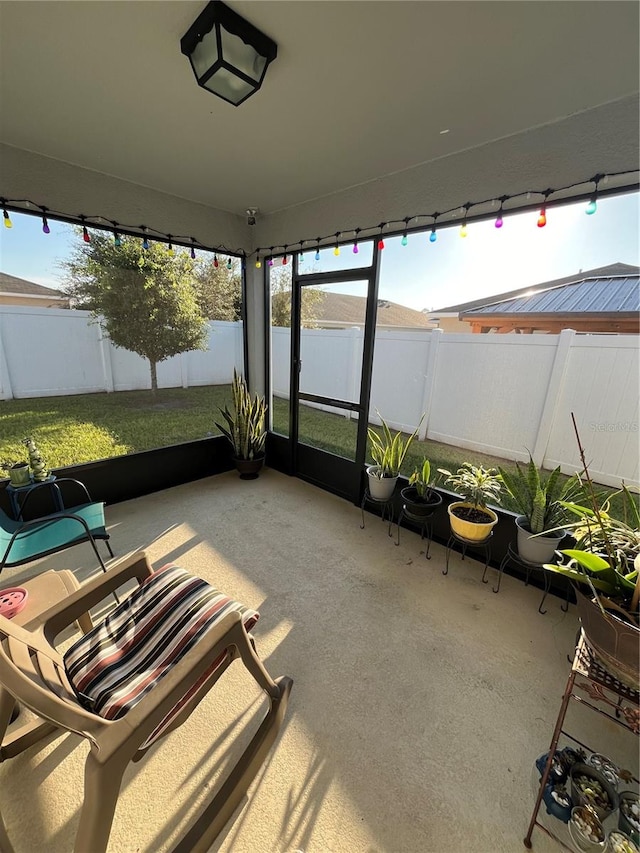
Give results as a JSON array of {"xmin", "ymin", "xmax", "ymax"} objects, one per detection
[{"xmin": 0, "ymin": 386, "xmax": 631, "ymax": 520}]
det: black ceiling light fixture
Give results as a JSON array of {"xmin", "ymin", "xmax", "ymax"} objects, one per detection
[{"xmin": 180, "ymin": 0, "xmax": 277, "ymax": 106}]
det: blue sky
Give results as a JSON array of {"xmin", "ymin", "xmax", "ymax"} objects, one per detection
[{"xmin": 1, "ymin": 192, "xmax": 638, "ymax": 311}]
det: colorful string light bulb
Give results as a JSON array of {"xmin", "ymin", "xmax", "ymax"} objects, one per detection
[
  {"xmin": 282, "ymin": 250, "xmax": 288, "ymax": 265},
  {"xmin": 82, "ymin": 225, "xmax": 90, "ymax": 243},
  {"xmin": 460, "ymin": 203, "xmax": 471, "ymax": 238},
  {"xmin": 268, "ymin": 256, "xmax": 274, "ymax": 267},
  {"xmin": 495, "ymin": 197, "xmax": 506, "ymax": 229},
  {"xmin": 377, "ymin": 223, "xmax": 386, "ymax": 251},
  {"xmin": 255, "ymin": 256, "xmax": 262, "ymax": 269},
  {"xmin": 429, "ymin": 214, "xmax": 439, "ymax": 243},
  {"xmin": 353, "ymin": 228, "xmax": 361, "ymax": 254},
  {"xmin": 42, "ymin": 215, "xmax": 50, "ymax": 234},
  {"xmin": 315, "ymin": 239, "xmax": 321, "ymax": 262},
  {"xmin": 586, "ymin": 174, "xmax": 601, "ymax": 215},
  {"xmin": 401, "ymin": 234, "xmax": 408, "ymax": 246},
  {"xmin": 190, "ymin": 242, "xmax": 196, "ymax": 259},
  {"xmin": 213, "ymin": 254, "xmax": 219, "ymax": 268},
  {"xmin": 334, "ymin": 233, "xmax": 341, "ymax": 256},
  {"xmin": 167, "ymin": 236, "xmax": 175, "ymax": 256},
  {"xmin": 227, "ymin": 258, "xmax": 232, "ymax": 270},
  {"xmin": 142, "ymin": 235, "xmax": 150, "ymax": 250},
  {"xmin": 401, "ymin": 217, "xmax": 410, "ymax": 246},
  {"xmin": 537, "ymin": 191, "xmax": 551, "ymax": 228},
  {"xmin": 114, "ymin": 232, "xmax": 122, "ymax": 247},
  {"xmin": 2, "ymin": 207, "xmax": 12, "ymax": 229}
]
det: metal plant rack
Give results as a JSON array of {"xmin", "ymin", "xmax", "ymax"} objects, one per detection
[{"xmin": 524, "ymin": 632, "xmax": 639, "ymax": 850}]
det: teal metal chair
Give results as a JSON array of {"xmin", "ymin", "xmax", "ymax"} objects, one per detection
[{"xmin": 0, "ymin": 479, "xmax": 113, "ymax": 576}]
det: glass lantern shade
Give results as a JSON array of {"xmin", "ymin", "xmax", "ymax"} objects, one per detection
[{"xmin": 181, "ymin": 1, "xmax": 277, "ymax": 106}]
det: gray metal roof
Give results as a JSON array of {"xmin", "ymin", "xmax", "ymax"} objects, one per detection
[
  {"xmin": 433, "ymin": 262, "xmax": 639, "ymax": 314},
  {"xmin": 462, "ymin": 273, "xmax": 640, "ymax": 317}
]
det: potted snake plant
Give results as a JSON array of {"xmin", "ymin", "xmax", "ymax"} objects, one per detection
[
  {"xmin": 366, "ymin": 413, "xmax": 422, "ymax": 501},
  {"xmin": 215, "ymin": 370, "xmax": 267, "ymax": 479},
  {"xmin": 498, "ymin": 455, "xmax": 580, "ymax": 564}
]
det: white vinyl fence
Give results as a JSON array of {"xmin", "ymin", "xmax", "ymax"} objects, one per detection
[
  {"xmin": 272, "ymin": 327, "xmax": 639, "ymax": 488},
  {"xmin": 1, "ymin": 306, "xmax": 638, "ymax": 487},
  {"xmin": 0, "ymin": 306, "xmax": 243, "ymax": 398}
]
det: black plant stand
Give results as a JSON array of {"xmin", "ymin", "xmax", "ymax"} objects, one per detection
[
  {"xmin": 443, "ymin": 530, "xmax": 493, "ymax": 580},
  {"xmin": 360, "ymin": 489, "xmax": 394, "ymax": 537},
  {"xmin": 497, "ymin": 544, "xmax": 570, "ymax": 613},
  {"xmin": 395, "ymin": 506, "xmax": 437, "ymax": 559}
]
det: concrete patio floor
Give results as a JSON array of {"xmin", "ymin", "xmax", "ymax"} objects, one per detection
[{"xmin": 0, "ymin": 468, "xmax": 636, "ymax": 853}]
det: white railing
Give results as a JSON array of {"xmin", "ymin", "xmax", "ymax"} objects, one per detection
[{"xmin": 1, "ymin": 306, "xmax": 638, "ymax": 486}]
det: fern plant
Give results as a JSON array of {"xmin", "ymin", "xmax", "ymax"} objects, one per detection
[
  {"xmin": 215, "ymin": 370, "xmax": 267, "ymax": 460},
  {"xmin": 367, "ymin": 413, "xmax": 422, "ymax": 479},
  {"xmin": 498, "ymin": 455, "xmax": 580, "ymax": 534}
]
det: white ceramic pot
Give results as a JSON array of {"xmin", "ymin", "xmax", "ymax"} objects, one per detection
[{"xmin": 366, "ymin": 466, "xmax": 398, "ymax": 501}]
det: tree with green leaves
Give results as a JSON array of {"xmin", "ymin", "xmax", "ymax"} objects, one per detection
[
  {"xmin": 63, "ymin": 232, "xmax": 208, "ymax": 393},
  {"xmin": 270, "ymin": 265, "xmax": 326, "ymax": 328},
  {"xmin": 193, "ymin": 256, "xmax": 242, "ymax": 321}
]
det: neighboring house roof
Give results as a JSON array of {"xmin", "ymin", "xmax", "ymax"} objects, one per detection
[
  {"xmin": 431, "ymin": 262, "xmax": 639, "ymax": 315},
  {"xmin": 0, "ymin": 271, "xmax": 68, "ymax": 299},
  {"xmin": 462, "ymin": 271, "xmax": 640, "ymax": 319},
  {"xmin": 316, "ymin": 292, "xmax": 432, "ymax": 328}
]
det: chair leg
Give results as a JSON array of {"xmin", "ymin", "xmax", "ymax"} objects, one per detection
[
  {"xmin": 104, "ymin": 540, "xmax": 114, "ymax": 560},
  {"xmin": 74, "ymin": 751, "xmax": 128, "ymax": 853},
  {"xmin": 173, "ymin": 676, "xmax": 293, "ymax": 853}
]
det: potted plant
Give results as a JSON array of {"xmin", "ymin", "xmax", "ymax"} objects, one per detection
[
  {"xmin": 215, "ymin": 369, "xmax": 267, "ymax": 479},
  {"xmin": 542, "ymin": 415, "xmax": 639, "ymax": 690},
  {"xmin": 400, "ymin": 458, "xmax": 442, "ymax": 519},
  {"xmin": 1, "ymin": 459, "xmax": 31, "ymax": 487},
  {"xmin": 366, "ymin": 413, "xmax": 421, "ymax": 501},
  {"xmin": 498, "ymin": 455, "xmax": 580, "ymax": 564},
  {"xmin": 438, "ymin": 462, "xmax": 502, "ymax": 542}
]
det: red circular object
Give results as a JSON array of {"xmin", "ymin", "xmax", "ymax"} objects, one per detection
[{"xmin": 0, "ymin": 587, "xmax": 28, "ymax": 619}]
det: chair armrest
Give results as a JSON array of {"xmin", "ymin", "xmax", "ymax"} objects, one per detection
[
  {"xmin": 1, "ymin": 511, "xmax": 102, "ymax": 568},
  {"xmin": 39, "ymin": 550, "xmax": 154, "ymax": 641},
  {"xmin": 18, "ymin": 478, "xmax": 93, "ymax": 516}
]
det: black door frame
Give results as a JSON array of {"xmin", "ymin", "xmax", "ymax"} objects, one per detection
[{"xmin": 286, "ymin": 249, "xmax": 381, "ymax": 501}]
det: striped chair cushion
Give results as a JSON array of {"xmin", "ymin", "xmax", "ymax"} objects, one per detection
[{"xmin": 64, "ymin": 564, "xmax": 259, "ymax": 746}]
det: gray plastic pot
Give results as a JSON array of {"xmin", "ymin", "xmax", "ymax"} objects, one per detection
[{"xmin": 515, "ymin": 516, "xmax": 564, "ymax": 565}]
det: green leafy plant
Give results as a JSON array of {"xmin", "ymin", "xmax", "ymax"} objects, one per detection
[
  {"xmin": 499, "ymin": 455, "xmax": 580, "ymax": 534},
  {"xmin": 543, "ymin": 414, "xmax": 640, "ymax": 614},
  {"xmin": 215, "ymin": 370, "xmax": 267, "ymax": 461},
  {"xmin": 367, "ymin": 413, "xmax": 422, "ymax": 479},
  {"xmin": 408, "ymin": 458, "xmax": 437, "ymax": 499},
  {"xmin": 438, "ymin": 463, "xmax": 502, "ymax": 510}
]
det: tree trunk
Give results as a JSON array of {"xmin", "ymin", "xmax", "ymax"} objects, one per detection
[{"xmin": 149, "ymin": 360, "xmax": 158, "ymax": 394}]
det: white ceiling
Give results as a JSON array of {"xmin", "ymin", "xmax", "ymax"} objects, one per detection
[{"xmin": 1, "ymin": 1, "xmax": 638, "ymax": 216}]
